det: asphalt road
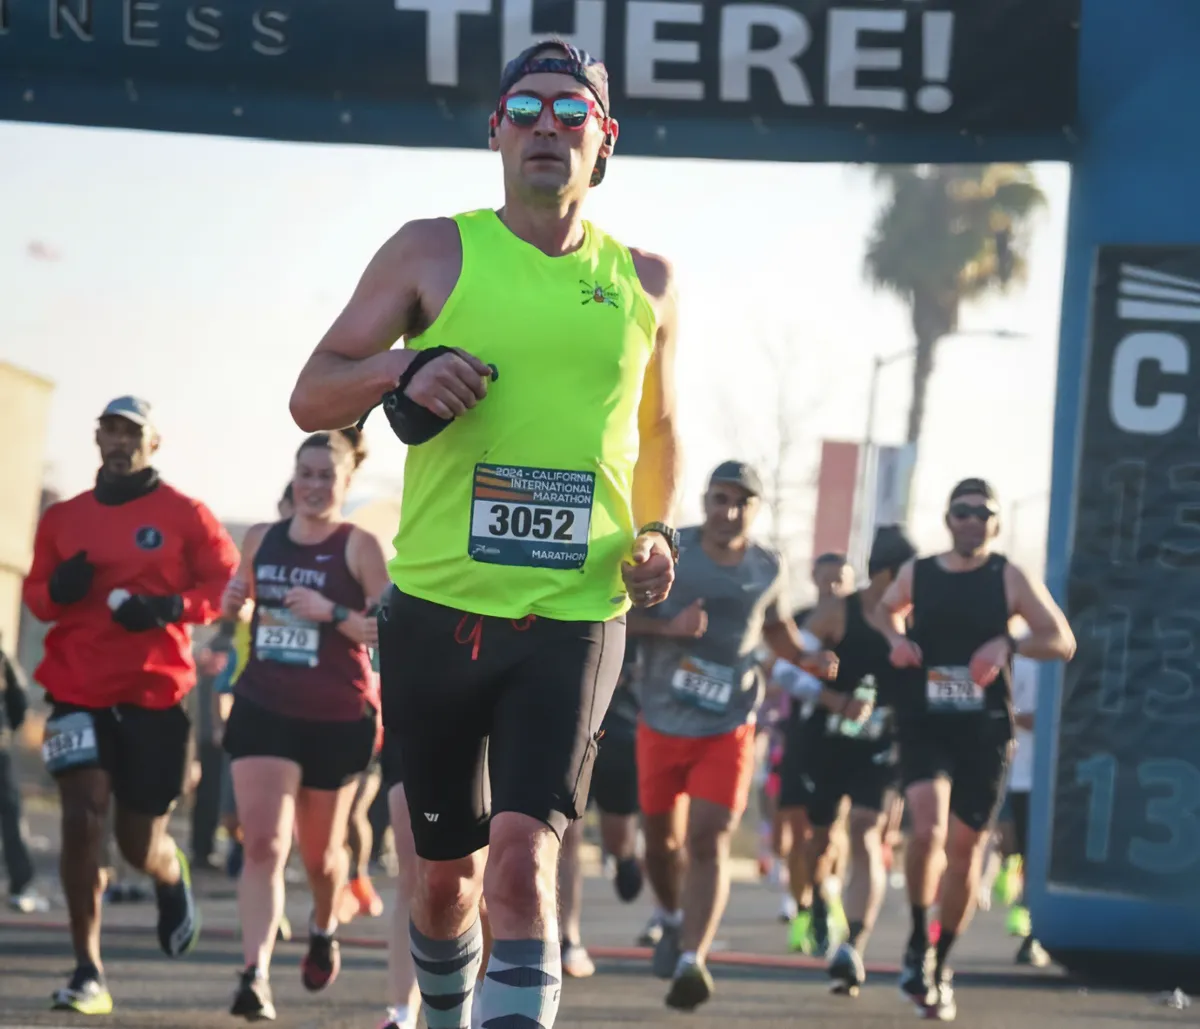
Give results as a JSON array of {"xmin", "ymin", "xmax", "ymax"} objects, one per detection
[{"xmin": 2, "ymin": 827, "xmax": 1193, "ymax": 1029}]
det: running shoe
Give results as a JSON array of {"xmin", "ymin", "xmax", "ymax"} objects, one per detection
[
  {"xmin": 788, "ymin": 909, "xmax": 815, "ymax": 954},
  {"xmin": 778, "ymin": 893, "xmax": 799, "ymax": 923},
  {"xmin": 1006, "ymin": 904, "xmax": 1032, "ymax": 938},
  {"xmin": 1015, "ymin": 935, "xmax": 1051, "ymax": 968},
  {"xmin": 562, "ymin": 941, "xmax": 596, "ymax": 978},
  {"xmin": 230, "ymin": 965, "xmax": 276, "ymax": 1021},
  {"xmin": 651, "ymin": 920, "xmax": 682, "ymax": 979},
  {"xmin": 993, "ymin": 855, "xmax": 1022, "ymax": 908},
  {"xmin": 51, "ymin": 966, "xmax": 113, "ymax": 1015},
  {"xmin": 828, "ymin": 942, "xmax": 866, "ymax": 993},
  {"xmin": 636, "ymin": 912, "xmax": 664, "ymax": 947},
  {"xmin": 338, "ymin": 876, "xmax": 385, "ymax": 923},
  {"xmin": 380, "ymin": 1004, "xmax": 416, "ymax": 1029},
  {"xmin": 922, "ymin": 969, "xmax": 956, "ymax": 1021},
  {"xmin": 665, "ymin": 957, "xmax": 714, "ymax": 1011},
  {"xmin": 226, "ymin": 840, "xmax": 245, "ymax": 879},
  {"xmin": 899, "ymin": 942, "xmax": 934, "ymax": 1007},
  {"xmin": 9, "ymin": 885, "xmax": 50, "ymax": 913},
  {"xmin": 614, "ymin": 856, "xmax": 644, "ymax": 902},
  {"xmin": 301, "ymin": 929, "xmax": 341, "ymax": 991},
  {"xmin": 156, "ymin": 846, "xmax": 200, "ymax": 958}
]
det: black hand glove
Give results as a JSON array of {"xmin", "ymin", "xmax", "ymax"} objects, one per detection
[
  {"xmin": 48, "ymin": 550, "xmax": 94, "ymax": 605},
  {"xmin": 4, "ymin": 685, "xmax": 27, "ymax": 732},
  {"xmin": 112, "ymin": 594, "xmax": 184, "ymax": 633}
]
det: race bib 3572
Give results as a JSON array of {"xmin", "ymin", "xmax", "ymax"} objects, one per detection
[{"xmin": 469, "ymin": 463, "xmax": 594, "ymax": 571}]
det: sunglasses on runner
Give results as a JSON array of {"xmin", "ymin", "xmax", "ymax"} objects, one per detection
[
  {"xmin": 500, "ymin": 92, "xmax": 603, "ymax": 130},
  {"xmin": 948, "ymin": 502, "xmax": 997, "ymax": 522}
]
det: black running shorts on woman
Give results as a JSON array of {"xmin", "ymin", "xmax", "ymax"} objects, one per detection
[{"xmin": 378, "ymin": 587, "xmax": 626, "ymax": 861}]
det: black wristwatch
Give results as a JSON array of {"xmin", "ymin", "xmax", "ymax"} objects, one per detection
[
  {"xmin": 639, "ymin": 522, "xmax": 679, "ymax": 561},
  {"xmin": 330, "ymin": 604, "xmax": 351, "ymax": 627}
]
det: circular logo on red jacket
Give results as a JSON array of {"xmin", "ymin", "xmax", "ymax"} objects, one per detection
[{"xmin": 135, "ymin": 526, "xmax": 164, "ymax": 550}]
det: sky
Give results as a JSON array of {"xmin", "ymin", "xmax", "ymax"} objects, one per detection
[{"xmin": 0, "ymin": 121, "xmax": 1071, "ymax": 587}]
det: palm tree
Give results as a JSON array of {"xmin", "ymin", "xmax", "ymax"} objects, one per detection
[{"xmin": 863, "ymin": 164, "xmax": 1046, "ymax": 453}]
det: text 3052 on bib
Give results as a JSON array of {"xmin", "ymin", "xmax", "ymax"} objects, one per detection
[{"xmin": 469, "ymin": 464, "xmax": 593, "ymax": 570}]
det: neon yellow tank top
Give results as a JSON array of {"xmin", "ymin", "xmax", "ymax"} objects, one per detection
[{"xmin": 387, "ymin": 209, "xmax": 657, "ymax": 621}]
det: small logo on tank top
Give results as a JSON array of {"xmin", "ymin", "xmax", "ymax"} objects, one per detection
[
  {"xmin": 580, "ymin": 280, "xmax": 619, "ymax": 308},
  {"xmin": 134, "ymin": 526, "xmax": 164, "ymax": 550}
]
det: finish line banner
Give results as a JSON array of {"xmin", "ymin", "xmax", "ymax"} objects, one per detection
[
  {"xmin": 0, "ymin": 0, "xmax": 1078, "ymax": 151},
  {"xmin": 1049, "ymin": 244, "xmax": 1200, "ymax": 902}
]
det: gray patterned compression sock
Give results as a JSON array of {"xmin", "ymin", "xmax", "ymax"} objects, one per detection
[
  {"xmin": 477, "ymin": 939, "xmax": 563, "ymax": 1028},
  {"xmin": 409, "ymin": 918, "xmax": 484, "ymax": 1029}
]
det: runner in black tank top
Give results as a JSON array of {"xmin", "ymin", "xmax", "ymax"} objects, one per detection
[
  {"xmin": 772, "ymin": 554, "xmax": 853, "ymax": 955},
  {"xmin": 799, "ymin": 526, "xmax": 915, "ymax": 994},
  {"xmin": 219, "ymin": 431, "xmax": 392, "ymax": 1023},
  {"xmin": 874, "ymin": 479, "xmax": 1076, "ymax": 1022}
]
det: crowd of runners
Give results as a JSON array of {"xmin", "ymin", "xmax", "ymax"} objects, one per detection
[{"xmin": 10, "ymin": 36, "xmax": 1077, "ymax": 1029}]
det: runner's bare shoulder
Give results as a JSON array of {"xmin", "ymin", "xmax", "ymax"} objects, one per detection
[
  {"xmin": 629, "ymin": 247, "xmax": 675, "ymax": 304},
  {"xmin": 379, "ymin": 217, "xmax": 463, "ymax": 338}
]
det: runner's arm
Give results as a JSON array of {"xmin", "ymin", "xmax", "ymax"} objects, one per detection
[
  {"xmin": 222, "ymin": 524, "xmax": 268, "ymax": 619},
  {"xmin": 1005, "ymin": 564, "xmax": 1077, "ymax": 662},
  {"xmin": 871, "ymin": 558, "xmax": 915, "ymax": 645},
  {"xmin": 290, "ymin": 220, "xmax": 443, "ymax": 432},
  {"xmin": 799, "ymin": 599, "xmax": 853, "ymax": 712},
  {"xmin": 630, "ymin": 250, "xmax": 683, "ymax": 528},
  {"xmin": 180, "ymin": 501, "xmax": 242, "ymax": 625},
  {"xmin": 21, "ymin": 506, "xmax": 66, "ymax": 623},
  {"xmin": 342, "ymin": 527, "xmax": 391, "ymax": 644}
]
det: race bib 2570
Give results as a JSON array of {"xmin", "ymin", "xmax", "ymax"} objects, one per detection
[
  {"xmin": 469, "ymin": 463, "xmax": 594, "ymax": 571},
  {"xmin": 255, "ymin": 607, "xmax": 320, "ymax": 668},
  {"xmin": 926, "ymin": 666, "xmax": 984, "ymax": 712}
]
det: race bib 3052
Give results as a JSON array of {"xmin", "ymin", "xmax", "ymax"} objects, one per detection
[{"xmin": 469, "ymin": 463, "xmax": 594, "ymax": 571}]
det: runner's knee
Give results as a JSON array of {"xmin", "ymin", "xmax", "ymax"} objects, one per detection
[
  {"xmin": 685, "ymin": 824, "xmax": 730, "ymax": 864},
  {"xmin": 484, "ymin": 816, "xmax": 559, "ymax": 916},
  {"xmin": 61, "ymin": 799, "xmax": 107, "ymax": 854},
  {"xmin": 418, "ymin": 855, "xmax": 483, "ymax": 916}
]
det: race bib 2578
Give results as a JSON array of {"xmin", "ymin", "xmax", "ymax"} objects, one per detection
[{"xmin": 468, "ymin": 463, "xmax": 594, "ymax": 571}]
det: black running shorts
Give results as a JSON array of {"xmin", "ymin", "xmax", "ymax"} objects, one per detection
[
  {"xmin": 379, "ymin": 588, "xmax": 625, "ymax": 862},
  {"xmin": 380, "ymin": 727, "xmax": 404, "ymax": 790},
  {"xmin": 46, "ymin": 701, "xmax": 190, "ymax": 817},
  {"xmin": 777, "ymin": 717, "xmax": 818, "ymax": 810},
  {"xmin": 898, "ymin": 712, "xmax": 1014, "ymax": 832},
  {"xmin": 590, "ymin": 722, "xmax": 639, "ymax": 817},
  {"xmin": 804, "ymin": 735, "xmax": 897, "ymax": 829},
  {"xmin": 223, "ymin": 693, "xmax": 377, "ymax": 791}
]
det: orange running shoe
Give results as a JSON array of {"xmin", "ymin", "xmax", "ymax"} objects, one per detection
[{"xmin": 349, "ymin": 876, "xmax": 385, "ymax": 918}]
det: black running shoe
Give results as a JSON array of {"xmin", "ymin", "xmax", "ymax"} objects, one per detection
[
  {"xmin": 230, "ymin": 966, "xmax": 276, "ymax": 1021},
  {"xmin": 614, "ymin": 856, "xmax": 644, "ymax": 903},
  {"xmin": 301, "ymin": 930, "xmax": 341, "ymax": 991},
  {"xmin": 899, "ymin": 942, "xmax": 934, "ymax": 1007},
  {"xmin": 156, "ymin": 847, "xmax": 200, "ymax": 958},
  {"xmin": 1015, "ymin": 935, "xmax": 1051, "ymax": 968},
  {"xmin": 665, "ymin": 959, "xmax": 714, "ymax": 1011},
  {"xmin": 828, "ymin": 942, "xmax": 866, "ymax": 992}
]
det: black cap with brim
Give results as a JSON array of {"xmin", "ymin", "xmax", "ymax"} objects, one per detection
[
  {"xmin": 708, "ymin": 460, "xmax": 764, "ymax": 498},
  {"xmin": 949, "ymin": 478, "xmax": 998, "ymax": 505}
]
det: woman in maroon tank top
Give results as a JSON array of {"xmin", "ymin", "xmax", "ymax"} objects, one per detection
[{"xmin": 218, "ymin": 430, "xmax": 391, "ymax": 1021}]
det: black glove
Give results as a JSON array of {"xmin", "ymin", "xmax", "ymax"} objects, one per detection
[
  {"xmin": 48, "ymin": 550, "xmax": 94, "ymax": 605},
  {"xmin": 358, "ymin": 347, "xmax": 498, "ymax": 445},
  {"xmin": 4, "ymin": 684, "xmax": 27, "ymax": 732},
  {"xmin": 112, "ymin": 594, "xmax": 184, "ymax": 633}
]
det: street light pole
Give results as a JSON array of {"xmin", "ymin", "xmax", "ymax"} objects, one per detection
[{"xmin": 854, "ymin": 329, "xmax": 1028, "ymax": 571}]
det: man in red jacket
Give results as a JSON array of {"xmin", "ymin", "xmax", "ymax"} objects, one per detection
[{"xmin": 23, "ymin": 396, "xmax": 239, "ymax": 1015}]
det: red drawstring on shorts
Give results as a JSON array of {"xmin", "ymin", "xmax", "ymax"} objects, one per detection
[{"xmin": 454, "ymin": 613, "xmax": 537, "ymax": 661}]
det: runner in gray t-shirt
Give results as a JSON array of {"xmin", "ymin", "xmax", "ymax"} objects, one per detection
[{"xmin": 629, "ymin": 460, "xmax": 838, "ymax": 1012}]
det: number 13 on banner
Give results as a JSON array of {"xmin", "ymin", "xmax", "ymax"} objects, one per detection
[{"xmin": 1076, "ymin": 752, "xmax": 1200, "ymax": 875}]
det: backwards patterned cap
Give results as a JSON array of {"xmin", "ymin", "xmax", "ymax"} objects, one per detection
[{"xmin": 499, "ymin": 39, "xmax": 610, "ymax": 112}]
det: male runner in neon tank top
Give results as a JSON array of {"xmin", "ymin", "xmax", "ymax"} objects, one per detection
[
  {"xmin": 799, "ymin": 526, "xmax": 916, "ymax": 994},
  {"xmin": 872, "ymin": 479, "xmax": 1075, "ymax": 1021},
  {"xmin": 289, "ymin": 39, "xmax": 681, "ymax": 1029}
]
